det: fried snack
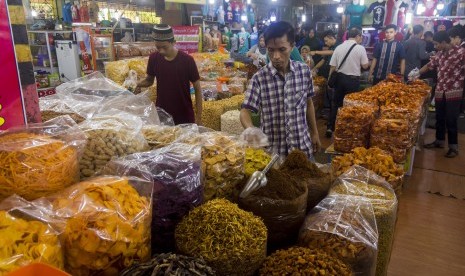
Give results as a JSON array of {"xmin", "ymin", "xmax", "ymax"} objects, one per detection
[
  {"xmin": 142, "ymin": 125, "xmax": 183, "ymax": 149},
  {"xmin": 105, "ymin": 60, "xmax": 130, "ymax": 85},
  {"xmin": 332, "ymin": 147, "xmax": 404, "ymax": 192},
  {"xmin": 312, "ymin": 76, "xmax": 327, "ymax": 87}
]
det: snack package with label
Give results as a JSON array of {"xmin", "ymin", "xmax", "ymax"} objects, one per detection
[
  {"xmin": 330, "ymin": 165, "xmax": 398, "ymax": 276},
  {"xmin": 0, "ymin": 196, "xmax": 64, "ymax": 275},
  {"xmin": 101, "ymin": 144, "xmax": 203, "ymax": 252},
  {"xmin": 78, "ymin": 111, "xmax": 149, "ymax": 178},
  {"xmin": 38, "ymin": 176, "xmax": 152, "ymax": 276},
  {"xmin": 298, "ymin": 195, "xmax": 378, "ymax": 276},
  {"xmin": 0, "ymin": 116, "xmax": 86, "ymax": 200}
]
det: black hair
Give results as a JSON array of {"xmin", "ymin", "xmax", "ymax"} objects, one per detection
[
  {"xmin": 348, "ymin": 27, "xmax": 362, "ymax": 38},
  {"xmin": 384, "ymin": 24, "xmax": 398, "ymax": 32},
  {"xmin": 413, "ymin": 25, "xmax": 424, "ymax": 35},
  {"xmin": 424, "ymin": 31, "xmax": 434, "ymax": 38},
  {"xmin": 264, "ymin": 21, "xmax": 295, "ymax": 45},
  {"xmin": 448, "ymin": 26, "xmax": 464, "ymax": 39},
  {"xmin": 433, "ymin": 31, "xmax": 451, "ymax": 43},
  {"xmin": 323, "ymin": 30, "xmax": 336, "ymax": 39}
]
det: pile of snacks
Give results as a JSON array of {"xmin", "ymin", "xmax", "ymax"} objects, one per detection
[
  {"xmin": 78, "ymin": 114, "xmax": 149, "ymax": 178},
  {"xmin": 240, "ymin": 169, "xmax": 308, "ymax": 245},
  {"xmin": 102, "ymin": 144, "xmax": 203, "ymax": 252},
  {"xmin": 221, "ymin": 110, "xmax": 244, "ymax": 135},
  {"xmin": 142, "ymin": 125, "xmax": 184, "ymax": 149},
  {"xmin": 0, "ymin": 211, "xmax": 64, "ymax": 275},
  {"xmin": 334, "ymin": 106, "xmax": 375, "ymax": 153},
  {"xmin": 332, "ymin": 147, "xmax": 404, "ymax": 194},
  {"xmin": 371, "ymin": 118, "xmax": 412, "ymax": 163},
  {"xmin": 175, "ymin": 199, "xmax": 267, "ymax": 276},
  {"xmin": 121, "ymin": 253, "xmax": 215, "ymax": 276},
  {"xmin": 330, "ymin": 166, "xmax": 398, "ymax": 276},
  {"xmin": 49, "ymin": 176, "xmax": 152, "ymax": 275},
  {"xmin": 312, "ymin": 75, "xmax": 327, "ymax": 87},
  {"xmin": 105, "ymin": 60, "xmax": 130, "ymax": 85},
  {"xmin": 193, "ymin": 95, "xmax": 245, "ymax": 131},
  {"xmin": 115, "ymin": 43, "xmax": 156, "ymax": 59},
  {"xmin": 245, "ymin": 148, "xmax": 271, "ymax": 176},
  {"xmin": 280, "ymin": 150, "xmax": 332, "ymax": 210},
  {"xmin": 259, "ymin": 247, "xmax": 352, "ymax": 276},
  {"xmin": 298, "ymin": 195, "xmax": 378, "ymax": 275},
  {"xmin": 0, "ymin": 118, "xmax": 84, "ymax": 200},
  {"xmin": 343, "ymin": 88, "xmax": 379, "ymax": 108}
]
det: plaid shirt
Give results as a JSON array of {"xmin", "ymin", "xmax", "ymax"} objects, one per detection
[{"xmin": 242, "ymin": 61, "xmax": 315, "ymax": 159}]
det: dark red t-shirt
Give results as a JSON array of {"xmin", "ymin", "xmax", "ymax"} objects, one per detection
[{"xmin": 147, "ymin": 51, "xmax": 200, "ymax": 124}]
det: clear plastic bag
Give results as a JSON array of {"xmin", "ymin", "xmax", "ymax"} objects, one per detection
[
  {"xmin": 298, "ymin": 194, "xmax": 378, "ymax": 275},
  {"xmin": 116, "ymin": 44, "xmax": 131, "ymax": 58},
  {"xmin": 371, "ymin": 118, "xmax": 411, "ymax": 145},
  {"xmin": 334, "ymin": 106, "xmax": 375, "ymax": 140},
  {"xmin": 329, "ymin": 165, "xmax": 398, "ymax": 276},
  {"xmin": 36, "ymin": 176, "xmax": 152, "ymax": 276},
  {"xmin": 78, "ymin": 111, "xmax": 149, "ymax": 178},
  {"xmin": 239, "ymin": 127, "xmax": 269, "ymax": 148},
  {"xmin": 0, "ymin": 195, "xmax": 64, "ymax": 275},
  {"xmin": 122, "ymin": 69, "xmax": 139, "ymax": 92},
  {"xmin": 101, "ymin": 143, "xmax": 203, "ymax": 252},
  {"xmin": 0, "ymin": 116, "xmax": 86, "ymax": 200},
  {"xmin": 142, "ymin": 124, "xmax": 199, "ymax": 149},
  {"xmin": 57, "ymin": 72, "xmax": 131, "ymax": 98},
  {"xmin": 40, "ymin": 94, "xmax": 88, "ymax": 124},
  {"xmin": 334, "ymin": 136, "xmax": 368, "ymax": 153}
]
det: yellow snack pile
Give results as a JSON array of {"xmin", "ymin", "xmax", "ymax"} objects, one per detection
[
  {"xmin": 0, "ymin": 211, "xmax": 64, "ymax": 275},
  {"xmin": 52, "ymin": 176, "xmax": 151, "ymax": 276},
  {"xmin": 245, "ymin": 148, "xmax": 271, "ymax": 176}
]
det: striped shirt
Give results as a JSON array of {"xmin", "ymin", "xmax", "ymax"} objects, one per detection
[
  {"xmin": 373, "ymin": 40, "xmax": 406, "ymax": 79},
  {"xmin": 242, "ymin": 61, "xmax": 315, "ymax": 159}
]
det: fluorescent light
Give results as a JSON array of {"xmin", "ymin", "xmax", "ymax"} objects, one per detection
[
  {"xmin": 437, "ymin": 2, "xmax": 445, "ymax": 10},
  {"xmin": 302, "ymin": 14, "xmax": 306, "ymax": 22},
  {"xmin": 270, "ymin": 15, "xmax": 277, "ymax": 22},
  {"xmin": 360, "ymin": 0, "xmax": 365, "ymax": 5},
  {"xmin": 272, "ymin": 0, "xmax": 277, "ymax": 2},
  {"xmin": 31, "ymin": 10, "xmax": 38, "ymax": 17},
  {"xmin": 247, "ymin": 0, "xmax": 252, "ymax": 4},
  {"xmin": 241, "ymin": 14, "xmax": 247, "ymax": 21},
  {"xmin": 417, "ymin": 3, "xmax": 425, "ymax": 15},
  {"xmin": 135, "ymin": 16, "xmax": 141, "ymax": 23},
  {"xmin": 209, "ymin": 0, "xmax": 215, "ymax": 4},
  {"xmin": 405, "ymin": 12, "xmax": 413, "ymax": 24},
  {"xmin": 337, "ymin": 5, "xmax": 344, "ymax": 14}
]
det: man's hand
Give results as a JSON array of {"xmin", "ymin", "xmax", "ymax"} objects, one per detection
[
  {"xmin": 311, "ymin": 133, "xmax": 321, "ymax": 153},
  {"xmin": 239, "ymin": 127, "xmax": 269, "ymax": 148},
  {"xmin": 368, "ymin": 75, "xmax": 374, "ymax": 83},
  {"xmin": 311, "ymin": 68, "xmax": 318, "ymax": 76},
  {"xmin": 310, "ymin": 51, "xmax": 317, "ymax": 56}
]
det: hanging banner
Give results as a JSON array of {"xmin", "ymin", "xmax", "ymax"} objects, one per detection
[
  {"xmin": 165, "ymin": 0, "xmax": 206, "ymax": 4},
  {"xmin": 1, "ymin": 0, "xmax": 41, "ymax": 129},
  {"xmin": 172, "ymin": 26, "xmax": 201, "ymax": 54}
]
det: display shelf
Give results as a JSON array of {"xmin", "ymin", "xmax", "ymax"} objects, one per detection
[
  {"xmin": 28, "ymin": 31, "xmax": 72, "ymax": 76},
  {"xmin": 33, "ymin": 66, "xmax": 58, "ymax": 71}
]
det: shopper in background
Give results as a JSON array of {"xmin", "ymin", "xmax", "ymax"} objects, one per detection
[
  {"xmin": 247, "ymin": 34, "xmax": 267, "ymax": 67},
  {"xmin": 136, "ymin": 24, "xmax": 202, "ymax": 125},
  {"xmin": 311, "ymin": 30, "xmax": 339, "ymax": 78},
  {"xmin": 448, "ymin": 25, "xmax": 465, "ymax": 117},
  {"xmin": 423, "ymin": 31, "xmax": 435, "ymax": 52},
  {"xmin": 369, "ymin": 24, "xmax": 406, "ymax": 85},
  {"xmin": 326, "ymin": 27, "xmax": 370, "ymax": 138},
  {"xmin": 413, "ymin": 31, "xmax": 465, "ymax": 158},
  {"xmin": 303, "ymin": 27, "xmax": 323, "ymax": 64},
  {"xmin": 240, "ymin": 21, "xmax": 321, "ymax": 160},
  {"xmin": 403, "ymin": 25, "xmax": 432, "ymax": 80},
  {"xmin": 300, "ymin": 45, "xmax": 315, "ymax": 68}
]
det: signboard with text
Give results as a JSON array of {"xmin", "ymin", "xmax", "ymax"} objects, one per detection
[
  {"xmin": 172, "ymin": 26, "xmax": 201, "ymax": 54},
  {"xmin": 0, "ymin": 0, "xmax": 26, "ymax": 129}
]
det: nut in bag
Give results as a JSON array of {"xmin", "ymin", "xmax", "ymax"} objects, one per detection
[
  {"xmin": 298, "ymin": 195, "xmax": 378, "ymax": 275},
  {"xmin": 0, "ymin": 116, "xmax": 86, "ymax": 200},
  {"xmin": 330, "ymin": 165, "xmax": 398, "ymax": 276},
  {"xmin": 101, "ymin": 143, "xmax": 203, "ymax": 252}
]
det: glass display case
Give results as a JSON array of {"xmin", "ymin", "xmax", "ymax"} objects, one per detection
[{"xmin": 91, "ymin": 34, "xmax": 114, "ymax": 72}]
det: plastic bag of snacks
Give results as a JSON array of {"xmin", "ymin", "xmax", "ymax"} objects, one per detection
[
  {"xmin": 298, "ymin": 195, "xmax": 378, "ymax": 275},
  {"xmin": 142, "ymin": 124, "xmax": 198, "ymax": 149},
  {"xmin": 0, "ymin": 195, "xmax": 64, "ymax": 275},
  {"xmin": 332, "ymin": 147, "xmax": 404, "ymax": 195},
  {"xmin": 40, "ymin": 95, "xmax": 88, "ymax": 124},
  {"xmin": 175, "ymin": 199, "xmax": 267, "ymax": 276},
  {"xmin": 121, "ymin": 253, "xmax": 215, "ymax": 276},
  {"xmin": 240, "ymin": 168, "xmax": 308, "ymax": 246},
  {"xmin": 280, "ymin": 150, "xmax": 332, "ymax": 210},
  {"xmin": 139, "ymin": 45, "xmax": 157, "ymax": 56},
  {"xmin": 179, "ymin": 132, "xmax": 245, "ymax": 201},
  {"xmin": 221, "ymin": 110, "xmax": 244, "ymax": 136},
  {"xmin": 40, "ymin": 176, "xmax": 152, "ymax": 276},
  {"xmin": 122, "ymin": 70, "xmax": 138, "ymax": 92},
  {"xmin": 0, "ymin": 116, "xmax": 86, "ymax": 200},
  {"xmin": 104, "ymin": 60, "xmax": 130, "ymax": 84},
  {"xmin": 96, "ymin": 93, "xmax": 160, "ymax": 126},
  {"xmin": 78, "ymin": 111, "xmax": 149, "ymax": 178},
  {"xmin": 115, "ymin": 44, "xmax": 131, "ymax": 58},
  {"xmin": 334, "ymin": 106, "xmax": 375, "ymax": 153},
  {"xmin": 101, "ymin": 143, "xmax": 203, "ymax": 252},
  {"xmin": 259, "ymin": 247, "xmax": 352, "ymax": 276},
  {"xmin": 330, "ymin": 165, "xmax": 398, "ymax": 276}
]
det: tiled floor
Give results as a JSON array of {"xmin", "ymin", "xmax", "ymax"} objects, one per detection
[{"xmin": 318, "ymin": 120, "xmax": 465, "ymax": 276}]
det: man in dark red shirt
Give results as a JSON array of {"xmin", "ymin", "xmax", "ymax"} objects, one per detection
[
  {"xmin": 416, "ymin": 31, "xmax": 465, "ymax": 158},
  {"xmin": 137, "ymin": 24, "xmax": 202, "ymax": 125}
]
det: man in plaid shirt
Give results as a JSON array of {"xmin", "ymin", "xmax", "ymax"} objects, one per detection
[{"xmin": 240, "ymin": 21, "xmax": 321, "ymax": 160}]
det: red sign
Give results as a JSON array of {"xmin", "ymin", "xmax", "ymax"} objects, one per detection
[
  {"xmin": 0, "ymin": 1, "xmax": 26, "ymax": 129},
  {"xmin": 172, "ymin": 26, "xmax": 200, "ymax": 54}
]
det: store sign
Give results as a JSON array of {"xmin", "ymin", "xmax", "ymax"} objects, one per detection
[
  {"xmin": 0, "ymin": 0, "xmax": 26, "ymax": 129},
  {"xmin": 173, "ymin": 26, "xmax": 201, "ymax": 54},
  {"xmin": 165, "ymin": 0, "xmax": 206, "ymax": 4}
]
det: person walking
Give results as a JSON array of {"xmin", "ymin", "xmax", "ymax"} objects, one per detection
[
  {"xmin": 240, "ymin": 21, "xmax": 321, "ymax": 160},
  {"xmin": 413, "ymin": 31, "xmax": 465, "ymax": 158},
  {"xmin": 326, "ymin": 27, "xmax": 370, "ymax": 138},
  {"xmin": 136, "ymin": 24, "xmax": 202, "ymax": 125},
  {"xmin": 369, "ymin": 24, "xmax": 406, "ymax": 85},
  {"xmin": 403, "ymin": 25, "xmax": 432, "ymax": 80}
]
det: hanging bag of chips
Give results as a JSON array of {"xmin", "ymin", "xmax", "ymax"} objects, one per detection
[
  {"xmin": 0, "ymin": 116, "xmax": 86, "ymax": 201},
  {"xmin": 298, "ymin": 195, "xmax": 378, "ymax": 276},
  {"xmin": 0, "ymin": 195, "xmax": 64, "ymax": 275},
  {"xmin": 101, "ymin": 143, "xmax": 203, "ymax": 253},
  {"xmin": 37, "ymin": 176, "xmax": 153, "ymax": 276}
]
